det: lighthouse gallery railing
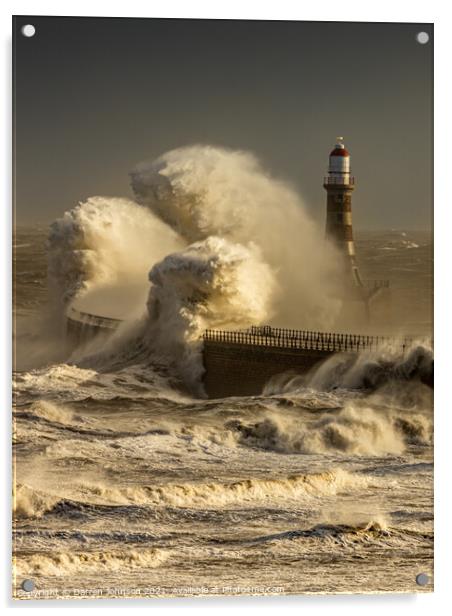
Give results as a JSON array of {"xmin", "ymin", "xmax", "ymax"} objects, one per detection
[{"xmin": 323, "ymin": 175, "xmax": 355, "ymax": 186}]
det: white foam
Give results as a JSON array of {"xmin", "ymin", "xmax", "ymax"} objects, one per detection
[
  {"xmin": 79, "ymin": 468, "xmax": 371, "ymax": 509},
  {"xmin": 146, "ymin": 236, "xmax": 277, "ymax": 387},
  {"xmin": 131, "ymin": 144, "xmax": 343, "ymax": 329},
  {"xmin": 47, "ymin": 196, "xmax": 182, "ymax": 310},
  {"xmin": 14, "ymin": 547, "xmax": 168, "ymax": 576},
  {"xmin": 42, "ymin": 145, "xmax": 349, "ymax": 389}
]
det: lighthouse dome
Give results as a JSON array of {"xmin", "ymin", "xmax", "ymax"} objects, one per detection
[
  {"xmin": 327, "ymin": 138, "xmax": 351, "ymax": 175},
  {"xmin": 330, "ymin": 137, "xmax": 349, "ymax": 157},
  {"xmin": 330, "ymin": 146, "xmax": 349, "ymax": 157}
]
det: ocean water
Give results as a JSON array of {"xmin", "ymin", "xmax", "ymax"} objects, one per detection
[{"xmin": 12, "ymin": 226, "xmax": 433, "ymax": 599}]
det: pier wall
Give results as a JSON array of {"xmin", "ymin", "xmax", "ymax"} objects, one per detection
[
  {"xmin": 63, "ymin": 312, "xmax": 420, "ymax": 399},
  {"xmin": 66, "ymin": 307, "xmax": 121, "ymax": 344},
  {"xmin": 202, "ymin": 340, "xmax": 332, "ymax": 398},
  {"xmin": 201, "ymin": 327, "xmax": 413, "ymax": 399}
]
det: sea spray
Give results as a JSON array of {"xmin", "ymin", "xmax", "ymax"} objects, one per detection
[
  {"xmin": 225, "ymin": 405, "xmax": 409, "ymax": 455},
  {"xmin": 131, "ymin": 144, "xmax": 343, "ymax": 329},
  {"xmin": 317, "ymin": 503, "xmax": 389, "ymax": 532},
  {"xmin": 262, "ymin": 338, "xmax": 434, "ymax": 395},
  {"xmin": 307, "ymin": 339, "xmax": 433, "ymax": 391},
  {"xmin": 14, "ymin": 484, "xmax": 61, "ymax": 519},
  {"xmin": 146, "ymin": 236, "xmax": 277, "ymax": 388},
  {"xmin": 47, "ymin": 196, "xmax": 182, "ymax": 308},
  {"xmin": 46, "ymin": 146, "xmax": 349, "ymax": 388}
]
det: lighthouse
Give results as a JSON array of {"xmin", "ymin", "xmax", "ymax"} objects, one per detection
[{"xmin": 324, "ymin": 138, "xmax": 363, "ymax": 287}]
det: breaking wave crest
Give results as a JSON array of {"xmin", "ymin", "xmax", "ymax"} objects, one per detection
[
  {"xmin": 263, "ymin": 339, "xmax": 434, "ymax": 398},
  {"xmin": 26, "ymin": 400, "xmax": 81, "ymax": 425},
  {"xmin": 15, "ymin": 547, "xmax": 168, "ymax": 577},
  {"xmin": 254, "ymin": 521, "xmax": 391, "ymax": 548},
  {"xmin": 225, "ymin": 403, "xmax": 431, "ymax": 456},
  {"xmin": 308, "ymin": 340, "xmax": 433, "ymax": 391},
  {"xmin": 14, "ymin": 485, "xmax": 62, "ymax": 519},
  {"xmin": 15, "ymin": 469, "xmax": 370, "ymax": 517},
  {"xmin": 91, "ymin": 469, "xmax": 370, "ymax": 508}
]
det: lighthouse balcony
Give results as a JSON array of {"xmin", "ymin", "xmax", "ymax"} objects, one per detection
[{"xmin": 323, "ymin": 176, "xmax": 355, "ymax": 186}]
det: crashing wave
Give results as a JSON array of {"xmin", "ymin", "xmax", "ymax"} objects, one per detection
[
  {"xmin": 47, "ymin": 196, "xmax": 181, "ymax": 308},
  {"xmin": 308, "ymin": 340, "xmax": 433, "ymax": 391},
  {"xmin": 225, "ymin": 404, "xmax": 430, "ymax": 456},
  {"xmin": 45, "ymin": 146, "xmax": 343, "ymax": 389},
  {"xmin": 263, "ymin": 339, "xmax": 433, "ymax": 396},
  {"xmin": 14, "ymin": 485, "xmax": 62, "ymax": 519},
  {"xmin": 146, "ymin": 236, "xmax": 277, "ymax": 388},
  {"xmin": 131, "ymin": 145, "xmax": 342, "ymax": 328}
]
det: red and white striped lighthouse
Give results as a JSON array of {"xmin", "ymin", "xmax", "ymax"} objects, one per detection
[{"xmin": 324, "ymin": 138, "xmax": 363, "ymax": 287}]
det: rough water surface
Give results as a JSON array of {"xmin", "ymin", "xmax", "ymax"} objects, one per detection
[{"xmin": 13, "ymin": 226, "xmax": 433, "ymax": 598}]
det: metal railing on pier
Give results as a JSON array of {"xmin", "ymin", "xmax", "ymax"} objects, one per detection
[
  {"xmin": 203, "ymin": 325, "xmax": 414, "ymax": 354},
  {"xmin": 66, "ymin": 306, "xmax": 122, "ymax": 330}
]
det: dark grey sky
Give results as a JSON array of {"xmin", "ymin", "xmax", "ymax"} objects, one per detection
[{"xmin": 13, "ymin": 17, "xmax": 433, "ymax": 229}]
